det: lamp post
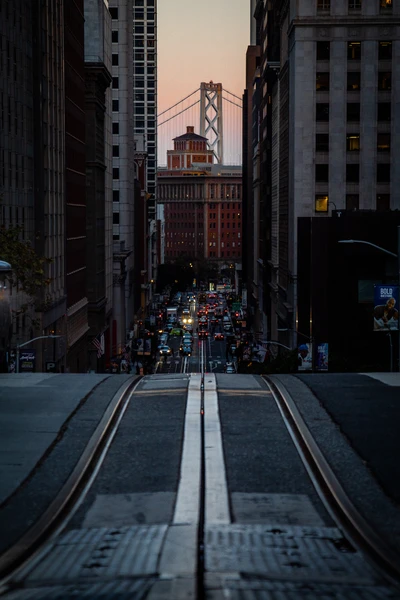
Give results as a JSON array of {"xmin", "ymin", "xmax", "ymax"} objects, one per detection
[
  {"xmin": 339, "ymin": 225, "xmax": 400, "ymax": 372},
  {"xmin": 0, "ymin": 260, "xmax": 12, "ymax": 288},
  {"xmin": 16, "ymin": 335, "xmax": 61, "ymax": 373}
]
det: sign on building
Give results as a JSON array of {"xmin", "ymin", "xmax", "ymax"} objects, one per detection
[{"xmin": 373, "ymin": 285, "xmax": 399, "ymax": 331}]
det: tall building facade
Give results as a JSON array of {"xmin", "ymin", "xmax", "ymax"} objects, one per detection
[
  {"xmin": 247, "ymin": 0, "xmax": 400, "ymax": 361},
  {"xmin": 64, "ymin": 0, "xmax": 90, "ymax": 372},
  {"xmin": 84, "ymin": 0, "xmax": 113, "ymax": 371},
  {"xmin": 109, "ymin": 1, "xmax": 136, "ymax": 355},
  {"xmin": 0, "ymin": 1, "xmax": 67, "ymax": 371},
  {"xmin": 133, "ymin": 0, "xmax": 158, "ymax": 310}
]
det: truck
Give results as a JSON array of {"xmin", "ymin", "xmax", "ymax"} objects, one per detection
[{"xmin": 166, "ymin": 306, "xmax": 178, "ymax": 322}]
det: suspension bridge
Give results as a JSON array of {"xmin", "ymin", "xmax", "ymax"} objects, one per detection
[{"xmin": 157, "ymin": 81, "xmax": 243, "ymax": 167}]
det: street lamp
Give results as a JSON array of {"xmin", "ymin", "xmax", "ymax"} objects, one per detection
[
  {"xmin": 16, "ymin": 335, "xmax": 61, "ymax": 373},
  {"xmin": 338, "ymin": 225, "xmax": 400, "ymax": 372},
  {"xmin": 0, "ymin": 260, "xmax": 12, "ymax": 289}
]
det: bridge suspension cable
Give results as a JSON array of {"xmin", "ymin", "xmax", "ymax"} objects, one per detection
[
  {"xmin": 222, "ymin": 96, "xmax": 242, "ymax": 109},
  {"xmin": 224, "ymin": 89, "xmax": 243, "ymax": 102},
  {"xmin": 157, "ymin": 88, "xmax": 200, "ymax": 119},
  {"xmin": 158, "ymin": 100, "xmax": 200, "ymax": 127}
]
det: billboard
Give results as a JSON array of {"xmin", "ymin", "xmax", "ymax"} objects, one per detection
[
  {"xmin": 19, "ymin": 349, "xmax": 36, "ymax": 372},
  {"xmin": 298, "ymin": 343, "xmax": 312, "ymax": 371},
  {"xmin": 316, "ymin": 343, "xmax": 328, "ymax": 372},
  {"xmin": 373, "ymin": 285, "xmax": 399, "ymax": 331}
]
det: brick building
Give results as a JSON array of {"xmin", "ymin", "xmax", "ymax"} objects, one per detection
[{"xmin": 157, "ymin": 126, "xmax": 242, "ymax": 268}]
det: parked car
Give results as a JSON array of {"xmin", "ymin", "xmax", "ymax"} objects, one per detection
[{"xmin": 158, "ymin": 345, "xmax": 172, "ymax": 357}]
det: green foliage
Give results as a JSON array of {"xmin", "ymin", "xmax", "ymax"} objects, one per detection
[{"xmin": 0, "ymin": 225, "xmax": 52, "ymax": 317}]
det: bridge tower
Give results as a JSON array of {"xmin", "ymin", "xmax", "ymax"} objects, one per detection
[{"xmin": 200, "ymin": 81, "xmax": 224, "ymax": 164}]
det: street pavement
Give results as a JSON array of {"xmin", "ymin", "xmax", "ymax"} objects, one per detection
[{"xmin": 0, "ymin": 370, "xmax": 399, "ymax": 573}]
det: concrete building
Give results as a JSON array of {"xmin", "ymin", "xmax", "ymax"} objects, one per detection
[
  {"xmin": 158, "ymin": 127, "xmax": 242, "ymax": 276},
  {"xmin": 64, "ymin": 0, "xmax": 90, "ymax": 373},
  {"xmin": 109, "ymin": 1, "xmax": 136, "ymax": 355},
  {"xmin": 249, "ymin": 0, "xmax": 400, "ymax": 359},
  {"xmin": 133, "ymin": 0, "xmax": 158, "ymax": 313},
  {"xmin": 0, "ymin": 1, "xmax": 67, "ymax": 372},
  {"xmin": 84, "ymin": 0, "xmax": 113, "ymax": 371}
]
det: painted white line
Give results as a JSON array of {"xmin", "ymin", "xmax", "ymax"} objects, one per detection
[
  {"xmin": 173, "ymin": 374, "xmax": 202, "ymax": 524},
  {"xmin": 203, "ymin": 374, "xmax": 230, "ymax": 524}
]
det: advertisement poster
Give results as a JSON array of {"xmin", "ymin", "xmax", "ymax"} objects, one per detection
[
  {"xmin": 19, "ymin": 350, "xmax": 36, "ymax": 372},
  {"xmin": 316, "ymin": 343, "xmax": 329, "ymax": 372},
  {"xmin": 373, "ymin": 285, "xmax": 399, "ymax": 331},
  {"xmin": 298, "ymin": 343, "xmax": 312, "ymax": 371}
]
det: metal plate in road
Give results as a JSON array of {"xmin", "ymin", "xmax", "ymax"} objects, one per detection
[{"xmin": 205, "ymin": 524, "xmax": 378, "ymax": 584}]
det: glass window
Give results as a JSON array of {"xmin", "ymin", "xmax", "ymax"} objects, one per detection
[
  {"xmin": 378, "ymin": 72, "xmax": 392, "ymax": 90},
  {"xmin": 112, "ymin": 145, "xmax": 119, "ymax": 157},
  {"xmin": 348, "ymin": 0, "xmax": 361, "ymax": 9},
  {"xmin": 346, "ymin": 194, "xmax": 359, "ymax": 210},
  {"xmin": 113, "ymin": 190, "xmax": 119, "ymax": 202},
  {"xmin": 347, "ymin": 103, "xmax": 360, "ymax": 122},
  {"xmin": 347, "ymin": 72, "xmax": 361, "ymax": 91},
  {"xmin": 316, "ymin": 72, "xmax": 330, "ymax": 91},
  {"xmin": 348, "ymin": 41, "xmax": 361, "ymax": 60},
  {"xmin": 112, "ymin": 30, "xmax": 118, "ymax": 43},
  {"xmin": 378, "ymin": 102, "xmax": 391, "ymax": 121},
  {"xmin": 109, "ymin": 7, "xmax": 118, "ymax": 19},
  {"xmin": 379, "ymin": 41, "xmax": 392, "ymax": 60},
  {"xmin": 377, "ymin": 133, "xmax": 391, "ymax": 151},
  {"xmin": 113, "ymin": 167, "xmax": 119, "ymax": 179},
  {"xmin": 112, "ymin": 77, "xmax": 119, "ymax": 89},
  {"xmin": 317, "ymin": 0, "xmax": 330, "ymax": 10},
  {"xmin": 346, "ymin": 134, "xmax": 360, "ymax": 151},
  {"xmin": 346, "ymin": 164, "xmax": 360, "ymax": 182},
  {"xmin": 317, "ymin": 41, "xmax": 330, "ymax": 60},
  {"xmin": 315, "ymin": 195, "xmax": 329, "ymax": 212},
  {"xmin": 377, "ymin": 194, "xmax": 390, "ymax": 209},
  {"xmin": 134, "ymin": 9, "xmax": 144, "ymax": 19},
  {"xmin": 316, "ymin": 103, "xmax": 329, "ymax": 121},
  {"xmin": 377, "ymin": 164, "xmax": 390, "ymax": 182},
  {"xmin": 112, "ymin": 53, "xmax": 118, "ymax": 66},
  {"xmin": 113, "ymin": 212, "xmax": 120, "ymax": 225},
  {"xmin": 315, "ymin": 164, "xmax": 329, "ymax": 182},
  {"xmin": 112, "ymin": 100, "xmax": 119, "ymax": 112},
  {"xmin": 380, "ymin": 0, "xmax": 392, "ymax": 11},
  {"xmin": 316, "ymin": 134, "xmax": 329, "ymax": 152},
  {"xmin": 112, "ymin": 122, "xmax": 119, "ymax": 134}
]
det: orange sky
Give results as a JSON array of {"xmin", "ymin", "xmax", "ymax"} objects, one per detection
[{"xmin": 157, "ymin": 0, "xmax": 250, "ymax": 116}]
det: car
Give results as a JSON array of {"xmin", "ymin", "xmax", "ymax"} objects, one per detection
[
  {"xmin": 170, "ymin": 327, "xmax": 183, "ymax": 336},
  {"xmin": 159, "ymin": 334, "xmax": 169, "ymax": 344},
  {"xmin": 182, "ymin": 308, "xmax": 190, "ymax": 316},
  {"xmin": 182, "ymin": 346, "xmax": 192, "ymax": 356},
  {"xmin": 229, "ymin": 343, "xmax": 237, "ymax": 355},
  {"xmin": 158, "ymin": 345, "xmax": 172, "ymax": 357},
  {"xmin": 214, "ymin": 332, "xmax": 224, "ymax": 341},
  {"xmin": 182, "ymin": 334, "xmax": 193, "ymax": 344},
  {"xmin": 225, "ymin": 362, "xmax": 236, "ymax": 374},
  {"xmin": 198, "ymin": 330, "xmax": 209, "ymax": 339},
  {"xmin": 224, "ymin": 324, "xmax": 233, "ymax": 333},
  {"xmin": 182, "ymin": 316, "xmax": 193, "ymax": 324}
]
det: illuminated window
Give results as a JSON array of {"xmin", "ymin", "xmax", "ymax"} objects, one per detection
[
  {"xmin": 377, "ymin": 133, "xmax": 391, "ymax": 151},
  {"xmin": 378, "ymin": 72, "xmax": 392, "ymax": 91},
  {"xmin": 380, "ymin": 0, "xmax": 392, "ymax": 11},
  {"xmin": 346, "ymin": 134, "xmax": 360, "ymax": 151},
  {"xmin": 348, "ymin": 41, "xmax": 361, "ymax": 60},
  {"xmin": 315, "ymin": 195, "xmax": 328, "ymax": 212}
]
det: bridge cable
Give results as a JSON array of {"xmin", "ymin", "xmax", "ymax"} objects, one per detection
[
  {"xmin": 222, "ymin": 96, "xmax": 243, "ymax": 109},
  {"xmin": 157, "ymin": 88, "xmax": 200, "ymax": 118},
  {"xmin": 224, "ymin": 89, "xmax": 243, "ymax": 102},
  {"xmin": 158, "ymin": 100, "xmax": 200, "ymax": 127}
]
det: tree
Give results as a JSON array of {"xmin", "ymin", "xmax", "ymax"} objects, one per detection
[{"xmin": 0, "ymin": 225, "xmax": 52, "ymax": 318}]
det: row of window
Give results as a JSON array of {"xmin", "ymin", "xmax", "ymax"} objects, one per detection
[
  {"xmin": 317, "ymin": 0, "xmax": 392, "ymax": 12},
  {"xmin": 208, "ymin": 222, "xmax": 241, "ymax": 229},
  {"xmin": 315, "ymin": 163, "xmax": 391, "ymax": 183},
  {"xmin": 315, "ymin": 193, "xmax": 391, "ymax": 212},
  {"xmin": 316, "ymin": 102, "xmax": 391, "ymax": 122},
  {"xmin": 316, "ymin": 70, "xmax": 392, "ymax": 92},
  {"xmin": 316, "ymin": 132, "xmax": 391, "ymax": 153},
  {"xmin": 209, "ymin": 212, "xmax": 242, "ymax": 219},
  {"xmin": 317, "ymin": 40, "xmax": 392, "ymax": 61}
]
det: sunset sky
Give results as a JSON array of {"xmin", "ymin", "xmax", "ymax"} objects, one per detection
[{"xmin": 157, "ymin": 0, "xmax": 250, "ymax": 164}]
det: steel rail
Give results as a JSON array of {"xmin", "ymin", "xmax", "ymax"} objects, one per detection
[
  {"xmin": 0, "ymin": 376, "xmax": 142, "ymax": 582},
  {"xmin": 264, "ymin": 376, "xmax": 400, "ymax": 585}
]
